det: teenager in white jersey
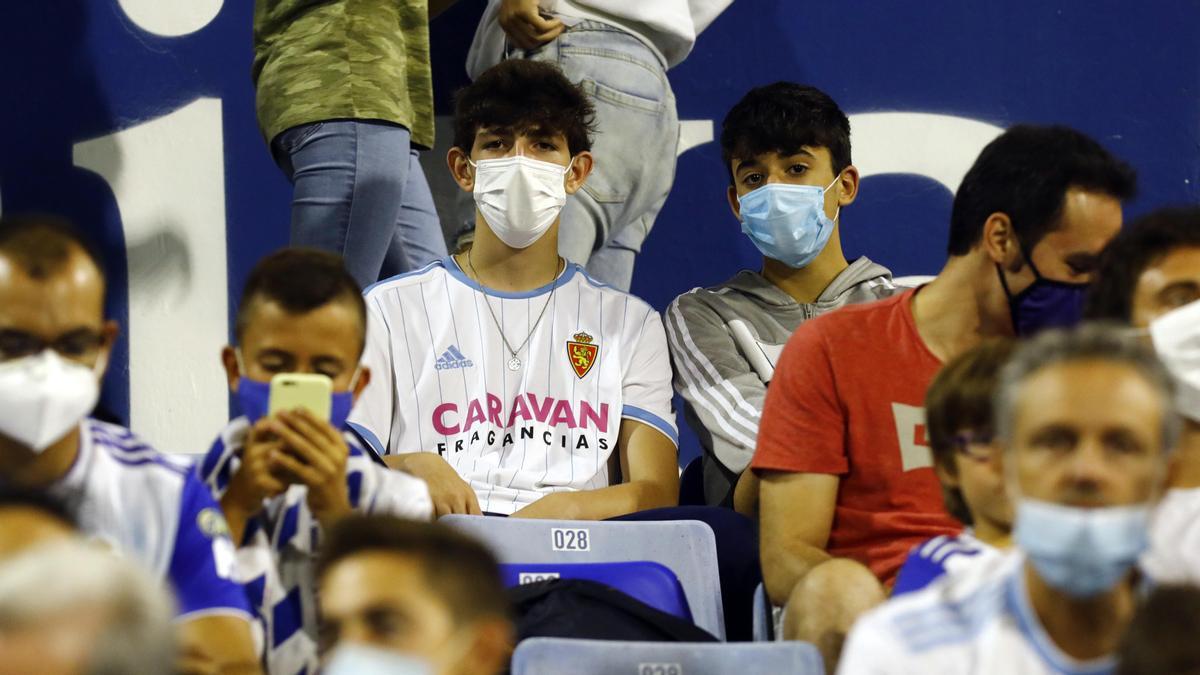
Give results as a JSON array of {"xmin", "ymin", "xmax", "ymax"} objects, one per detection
[
  {"xmin": 839, "ymin": 325, "xmax": 1179, "ymax": 675},
  {"xmin": 199, "ymin": 249, "xmax": 432, "ymax": 675},
  {"xmin": 0, "ymin": 216, "xmax": 261, "ymax": 674},
  {"xmin": 349, "ymin": 59, "xmax": 679, "ymax": 519},
  {"xmin": 1082, "ymin": 208, "xmax": 1200, "ymax": 586}
]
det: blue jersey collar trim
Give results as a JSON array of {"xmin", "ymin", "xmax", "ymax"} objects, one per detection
[{"xmin": 443, "ymin": 255, "xmax": 578, "ymax": 299}]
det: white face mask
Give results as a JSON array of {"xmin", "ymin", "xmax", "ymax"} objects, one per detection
[
  {"xmin": 470, "ymin": 155, "xmax": 573, "ymax": 249},
  {"xmin": 1149, "ymin": 297, "xmax": 1200, "ymax": 423},
  {"xmin": 0, "ymin": 350, "xmax": 103, "ymax": 452},
  {"xmin": 323, "ymin": 644, "xmax": 434, "ymax": 675}
]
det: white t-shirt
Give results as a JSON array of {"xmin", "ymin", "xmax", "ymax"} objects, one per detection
[
  {"xmin": 1141, "ymin": 487, "xmax": 1200, "ymax": 585},
  {"xmin": 466, "ymin": 0, "xmax": 733, "ymax": 74},
  {"xmin": 349, "ymin": 257, "xmax": 678, "ymax": 515},
  {"xmin": 838, "ymin": 552, "xmax": 1116, "ymax": 675}
]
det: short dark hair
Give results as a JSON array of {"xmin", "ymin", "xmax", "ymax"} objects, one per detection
[
  {"xmin": 1084, "ymin": 206, "xmax": 1200, "ymax": 323},
  {"xmin": 0, "ymin": 485, "xmax": 76, "ymax": 530},
  {"xmin": 1117, "ymin": 585, "xmax": 1200, "ymax": 675},
  {"xmin": 317, "ymin": 515, "xmax": 509, "ymax": 624},
  {"xmin": 453, "ymin": 60, "xmax": 596, "ymax": 156},
  {"xmin": 720, "ymin": 82, "xmax": 851, "ymax": 184},
  {"xmin": 925, "ymin": 338, "xmax": 1017, "ymax": 524},
  {"xmin": 0, "ymin": 214, "xmax": 105, "ymax": 282},
  {"xmin": 947, "ymin": 125, "xmax": 1137, "ymax": 257},
  {"xmin": 235, "ymin": 249, "xmax": 366, "ymax": 353}
]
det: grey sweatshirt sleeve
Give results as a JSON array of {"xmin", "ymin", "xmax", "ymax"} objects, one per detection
[{"xmin": 664, "ymin": 293, "xmax": 767, "ymax": 474}]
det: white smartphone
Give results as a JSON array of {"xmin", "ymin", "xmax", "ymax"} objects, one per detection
[{"xmin": 268, "ymin": 373, "xmax": 333, "ymax": 421}]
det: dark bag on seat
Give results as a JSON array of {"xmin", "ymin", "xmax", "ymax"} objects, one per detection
[{"xmin": 509, "ymin": 578, "xmax": 718, "ymax": 643}]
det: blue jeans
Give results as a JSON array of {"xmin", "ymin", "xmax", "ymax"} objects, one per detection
[
  {"xmin": 273, "ymin": 120, "xmax": 448, "ymax": 288},
  {"xmin": 513, "ymin": 21, "xmax": 680, "ymax": 291}
]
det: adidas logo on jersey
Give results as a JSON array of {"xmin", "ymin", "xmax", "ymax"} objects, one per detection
[{"xmin": 435, "ymin": 345, "xmax": 474, "ymax": 370}]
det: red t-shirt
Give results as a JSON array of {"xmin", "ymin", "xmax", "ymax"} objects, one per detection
[{"xmin": 752, "ymin": 287, "xmax": 960, "ymax": 585}]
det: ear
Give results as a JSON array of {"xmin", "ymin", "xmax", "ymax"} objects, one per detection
[
  {"xmin": 350, "ymin": 366, "xmax": 371, "ymax": 405},
  {"xmin": 834, "ymin": 164, "xmax": 860, "ymax": 206},
  {"xmin": 222, "ymin": 346, "xmax": 241, "ymax": 392},
  {"xmin": 456, "ymin": 619, "xmax": 514, "ymax": 675},
  {"xmin": 96, "ymin": 320, "xmax": 120, "ymax": 378},
  {"xmin": 448, "ymin": 146, "xmax": 475, "ymax": 193},
  {"xmin": 982, "ymin": 212, "xmax": 1020, "ymax": 267},
  {"xmin": 934, "ymin": 459, "xmax": 961, "ymax": 491},
  {"xmin": 727, "ymin": 184, "xmax": 742, "ymax": 221},
  {"xmin": 564, "ymin": 151, "xmax": 594, "ymax": 195}
]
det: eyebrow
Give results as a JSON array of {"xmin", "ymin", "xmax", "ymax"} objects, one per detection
[
  {"xmin": 734, "ymin": 149, "xmax": 817, "ymax": 176},
  {"xmin": 1158, "ymin": 279, "xmax": 1200, "ymax": 296}
]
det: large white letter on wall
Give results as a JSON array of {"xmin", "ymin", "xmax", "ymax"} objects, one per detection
[
  {"xmin": 74, "ymin": 97, "xmax": 229, "ymax": 454},
  {"xmin": 849, "ymin": 112, "xmax": 1005, "ymax": 191}
]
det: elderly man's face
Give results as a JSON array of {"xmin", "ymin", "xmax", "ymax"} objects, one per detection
[{"xmin": 1009, "ymin": 360, "xmax": 1167, "ymax": 507}]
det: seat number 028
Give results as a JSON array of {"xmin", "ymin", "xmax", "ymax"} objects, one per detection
[{"xmin": 550, "ymin": 528, "xmax": 590, "ymax": 551}]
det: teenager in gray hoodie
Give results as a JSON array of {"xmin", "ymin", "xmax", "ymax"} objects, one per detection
[{"xmin": 665, "ymin": 83, "xmax": 899, "ymax": 510}]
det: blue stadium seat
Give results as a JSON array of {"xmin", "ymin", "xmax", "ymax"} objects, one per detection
[
  {"xmin": 500, "ymin": 561, "xmax": 692, "ymax": 622},
  {"xmin": 752, "ymin": 582, "xmax": 773, "ymax": 641},
  {"xmin": 511, "ymin": 638, "xmax": 824, "ymax": 675},
  {"xmin": 440, "ymin": 515, "xmax": 726, "ymax": 639},
  {"xmin": 678, "ymin": 457, "xmax": 705, "ymax": 506}
]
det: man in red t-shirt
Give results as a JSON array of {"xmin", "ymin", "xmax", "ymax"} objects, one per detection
[{"xmin": 754, "ymin": 125, "xmax": 1134, "ymax": 669}]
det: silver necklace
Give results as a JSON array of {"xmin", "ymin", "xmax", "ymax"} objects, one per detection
[{"xmin": 467, "ymin": 250, "xmax": 560, "ymax": 371}]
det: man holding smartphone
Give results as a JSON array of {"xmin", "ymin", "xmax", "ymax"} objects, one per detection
[{"xmin": 198, "ymin": 248, "xmax": 433, "ymax": 675}]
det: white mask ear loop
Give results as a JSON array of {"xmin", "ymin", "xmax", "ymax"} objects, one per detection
[{"xmin": 823, "ymin": 172, "xmax": 842, "ymax": 222}]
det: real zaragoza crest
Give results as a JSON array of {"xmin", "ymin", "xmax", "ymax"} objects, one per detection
[{"xmin": 566, "ymin": 331, "xmax": 599, "ymax": 379}]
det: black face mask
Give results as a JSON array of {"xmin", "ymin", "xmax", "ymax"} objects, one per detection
[{"xmin": 996, "ymin": 246, "xmax": 1090, "ymax": 337}]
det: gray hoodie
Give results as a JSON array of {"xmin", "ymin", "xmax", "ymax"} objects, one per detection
[{"xmin": 665, "ymin": 257, "xmax": 900, "ymax": 505}]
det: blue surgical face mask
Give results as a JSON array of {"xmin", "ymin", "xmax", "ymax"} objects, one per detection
[
  {"xmin": 233, "ymin": 351, "xmax": 358, "ymax": 428},
  {"xmin": 322, "ymin": 644, "xmax": 434, "ymax": 675},
  {"xmin": 996, "ymin": 246, "xmax": 1089, "ymax": 336},
  {"xmin": 1014, "ymin": 498, "xmax": 1150, "ymax": 598},
  {"xmin": 737, "ymin": 177, "xmax": 840, "ymax": 269}
]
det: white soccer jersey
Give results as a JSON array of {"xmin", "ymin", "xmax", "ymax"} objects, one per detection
[
  {"xmin": 839, "ymin": 552, "xmax": 1116, "ymax": 675},
  {"xmin": 49, "ymin": 419, "xmax": 250, "ymax": 621},
  {"xmin": 349, "ymin": 257, "xmax": 678, "ymax": 515}
]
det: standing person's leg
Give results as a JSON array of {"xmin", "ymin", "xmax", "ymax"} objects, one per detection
[
  {"xmin": 274, "ymin": 120, "xmax": 416, "ymax": 288},
  {"xmin": 582, "ymin": 85, "xmax": 678, "ymax": 291},
  {"xmin": 518, "ymin": 22, "xmax": 679, "ymax": 291},
  {"xmin": 379, "ymin": 148, "xmax": 449, "ymax": 280}
]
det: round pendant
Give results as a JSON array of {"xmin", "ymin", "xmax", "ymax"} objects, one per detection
[{"xmin": 507, "ymin": 356, "xmax": 522, "ymax": 371}]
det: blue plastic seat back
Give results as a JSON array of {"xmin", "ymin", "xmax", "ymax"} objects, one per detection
[
  {"xmin": 512, "ymin": 638, "xmax": 825, "ymax": 675},
  {"xmin": 500, "ymin": 561, "xmax": 693, "ymax": 622},
  {"xmin": 440, "ymin": 515, "xmax": 726, "ymax": 639}
]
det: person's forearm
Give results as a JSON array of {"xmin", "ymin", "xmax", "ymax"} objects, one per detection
[
  {"xmin": 762, "ymin": 539, "xmax": 832, "ymax": 607},
  {"xmin": 732, "ymin": 469, "xmax": 759, "ymax": 518},
  {"xmin": 512, "ymin": 480, "xmax": 676, "ymax": 520}
]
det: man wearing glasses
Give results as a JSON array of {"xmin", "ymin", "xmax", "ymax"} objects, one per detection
[{"xmin": 0, "ymin": 215, "xmax": 262, "ymax": 674}]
